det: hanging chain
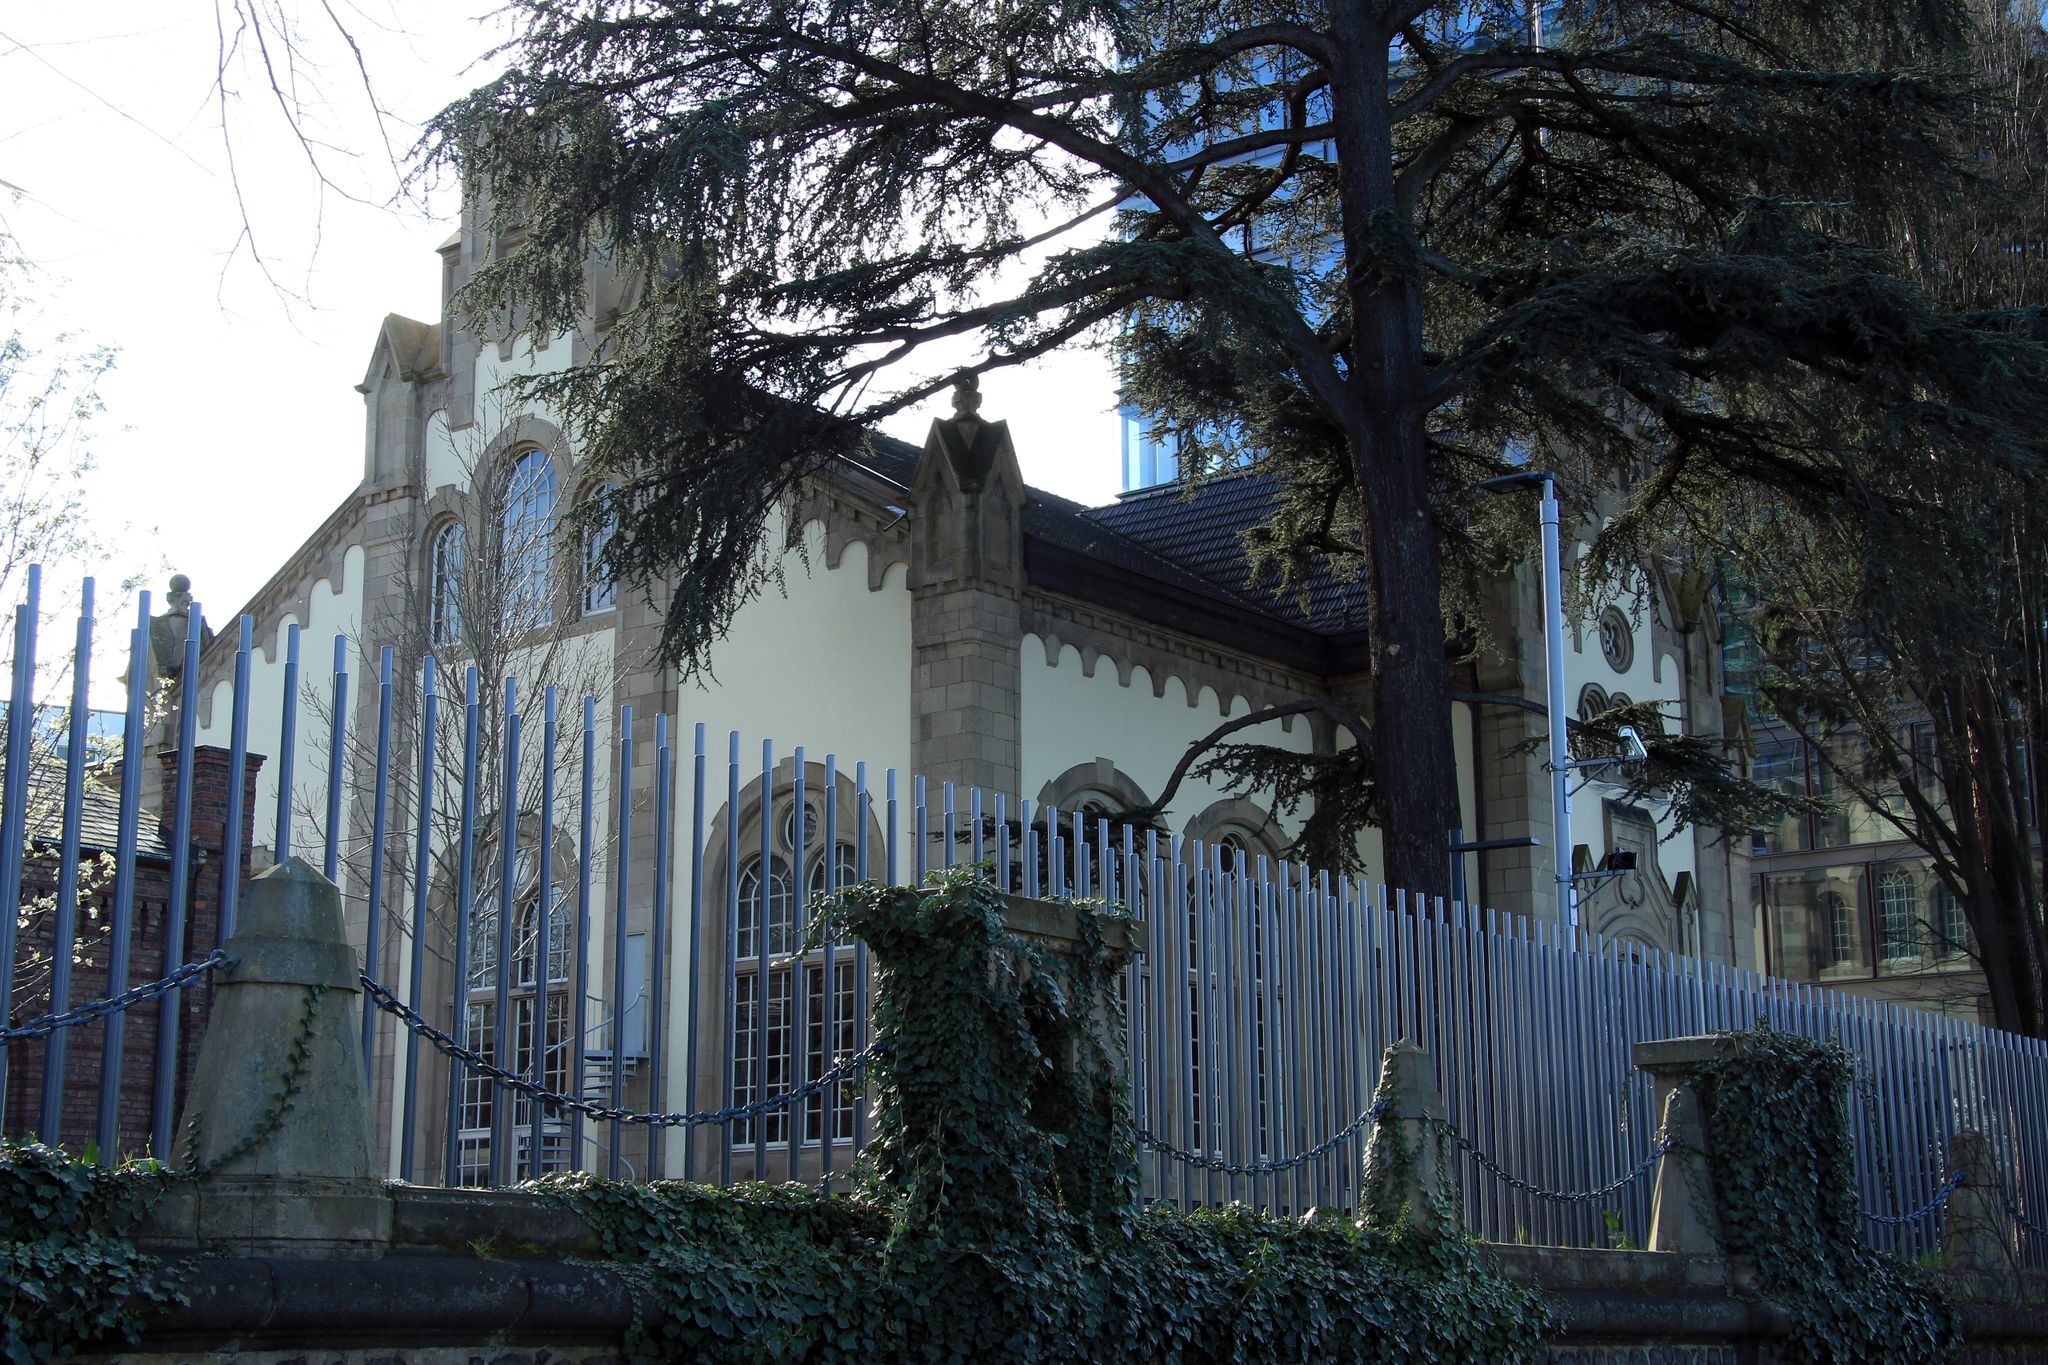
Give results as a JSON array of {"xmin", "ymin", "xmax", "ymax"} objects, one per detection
[
  {"xmin": 0, "ymin": 949, "xmax": 228, "ymax": 1044},
  {"xmin": 2002, "ymin": 1188, "xmax": 2048, "ymax": 1241},
  {"xmin": 1430, "ymin": 1116, "xmax": 1673, "ymax": 1204},
  {"xmin": 362, "ymin": 974, "xmax": 882, "ymax": 1130},
  {"xmin": 1134, "ymin": 1098, "xmax": 1387, "ymax": 1176},
  {"xmin": 1860, "ymin": 1168, "xmax": 1966, "ymax": 1228}
]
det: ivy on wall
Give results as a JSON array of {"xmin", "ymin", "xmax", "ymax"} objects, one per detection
[
  {"xmin": 549, "ymin": 870, "xmax": 1553, "ymax": 1363},
  {"xmin": 1690, "ymin": 1022, "xmax": 1957, "ymax": 1364},
  {"xmin": 0, "ymin": 1141, "xmax": 183, "ymax": 1362}
]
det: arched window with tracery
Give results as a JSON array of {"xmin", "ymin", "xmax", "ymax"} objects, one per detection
[
  {"xmin": 1178, "ymin": 802, "xmax": 1287, "ymax": 1159},
  {"xmin": 429, "ymin": 521, "xmax": 466, "ymax": 646},
  {"xmin": 501, "ymin": 448, "xmax": 558, "ymax": 629},
  {"xmin": 729, "ymin": 788, "xmax": 863, "ymax": 1150},
  {"xmin": 457, "ymin": 841, "xmax": 573, "ymax": 1184}
]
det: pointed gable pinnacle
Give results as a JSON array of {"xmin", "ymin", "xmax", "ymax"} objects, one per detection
[
  {"xmin": 910, "ymin": 374, "xmax": 1027, "ymax": 591},
  {"xmin": 921, "ymin": 372, "xmax": 1022, "ymax": 497}
]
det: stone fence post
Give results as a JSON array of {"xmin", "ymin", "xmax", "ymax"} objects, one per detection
[
  {"xmin": 1633, "ymin": 1035, "xmax": 1726, "ymax": 1256},
  {"xmin": 996, "ymin": 889, "xmax": 1140, "ymax": 1072},
  {"xmin": 1361, "ymin": 1039, "xmax": 1452, "ymax": 1234},
  {"xmin": 146, "ymin": 857, "xmax": 393, "ymax": 1255},
  {"xmin": 1944, "ymin": 1129, "xmax": 2018, "ymax": 1275}
]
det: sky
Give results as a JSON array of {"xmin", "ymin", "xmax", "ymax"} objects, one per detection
[{"xmin": 0, "ymin": 2, "xmax": 1124, "ymax": 673}]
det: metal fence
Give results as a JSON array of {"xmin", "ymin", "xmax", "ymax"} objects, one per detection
[{"xmin": 2, "ymin": 573, "xmax": 2045, "ymax": 1267}]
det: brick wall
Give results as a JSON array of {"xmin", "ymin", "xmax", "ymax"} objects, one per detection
[{"xmin": 2, "ymin": 747, "xmax": 263, "ymax": 1157}]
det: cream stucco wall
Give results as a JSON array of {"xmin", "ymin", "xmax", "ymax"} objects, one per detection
[
  {"xmin": 194, "ymin": 544, "xmax": 368, "ymax": 878},
  {"xmin": 1019, "ymin": 639, "xmax": 1479, "ymax": 887}
]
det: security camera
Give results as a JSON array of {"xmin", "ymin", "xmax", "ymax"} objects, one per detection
[{"xmin": 1618, "ymin": 726, "xmax": 1650, "ymax": 763}]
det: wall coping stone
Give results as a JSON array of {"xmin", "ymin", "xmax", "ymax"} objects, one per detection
[{"xmin": 81, "ymin": 1243, "xmax": 2048, "ymax": 1356}]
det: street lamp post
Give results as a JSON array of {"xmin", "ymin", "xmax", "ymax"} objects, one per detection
[{"xmin": 1478, "ymin": 470, "xmax": 1575, "ymax": 934}]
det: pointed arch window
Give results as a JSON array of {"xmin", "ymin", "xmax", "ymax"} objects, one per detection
[
  {"xmin": 501, "ymin": 449, "xmax": 559, "ymax": 629},
  {"xmin": 430, "ymin": 522, "xmax": 466, "ymax": 646}
]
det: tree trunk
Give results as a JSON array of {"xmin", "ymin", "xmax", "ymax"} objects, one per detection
[
  {"xmin": 1330, "ymin": 6, "xmax": 1461, "ymax": 899},
  {"xmin": 1354, "ymin": 413, "xmax": 1462, "ymax": 899}
]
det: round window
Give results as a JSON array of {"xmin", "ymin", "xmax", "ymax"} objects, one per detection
[{"xmin": 1597, "ymin": 607, "xmax": 1634, "ymax": 674}]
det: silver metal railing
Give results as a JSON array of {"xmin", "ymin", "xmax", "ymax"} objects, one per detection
[{"xmin": 0, "ymin": 567, "xmax": 2043, "ymax": 1269}]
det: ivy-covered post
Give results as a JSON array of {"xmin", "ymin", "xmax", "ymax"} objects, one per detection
[
  {"xmin": 1360, "ymin": 1039, "xmax": 1453, "ymax": 1234},
  {"xmin": 147, "ymin": 857, "xmax": 392, "ymax": 1254},
  {"xmin": 1652, "ymin": 1024, "xmax": 1958, "ymax": 1362},
  {"xmin": 997, "ymin": 890, "xmax": 1138, "ymax": 1073},
  {"xmin": 1943, "ymin": 1129, "xmax": 2017, "ymax": 1275},
  {"xmin": 1633, "ymin": 1036, "xmax": 1725, "ymax": 1255}
]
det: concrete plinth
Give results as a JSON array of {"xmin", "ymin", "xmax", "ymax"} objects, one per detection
[
  {"xmin": 1944, "ymin": 1130, "xmax": 2018, "ymax": 1275},
  {"xmin": 155, "ymin": 857, "xmax": 392, "ymax": 1257},
  {"xmin": 1361, "ymin": 1039, "xmax": 1451, "ymax": 1233}
]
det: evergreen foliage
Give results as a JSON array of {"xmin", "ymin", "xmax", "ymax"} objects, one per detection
[
  {"xmin": 421, "ymin": 0, "xmax": 2041, "ymax": 897},
  {"xmin": 546, "ymin": 870, "xmax": 1553, "ymax": 1362}
]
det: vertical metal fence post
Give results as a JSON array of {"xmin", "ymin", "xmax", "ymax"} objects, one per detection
[
  {"xmin": 609, "ymin": 707, "xmax": 634, "ymax": 1180},
  {"xmin": 96, "ymin": 592, "xmax": 151, "ymax": 1154},
  {"xmin": 443, "ymin": 667, "xmax": 481, "ymax": 1187},
  {"xmin": 324, "ymin": 636, "xmax": 348, "ymax": 882},
  {"xmin": 647, "ymin": 713, "xmax": 671, "ymax": 1179},
  {"xmin": 490, "ymin": 680, "xmax": 519, "ymax": 1186},
  {"xmin": 684, "ymin": 722, "xmax": 706, "ymax": 1181},
  {"xmin": 149, "ymin": 595, "xmax": 202, "ymax": 1159},
  {"xmin": 754, "ymin": 736, "xmax": 771, "ymax": 1173},
  {"xmin": 729, "ymin": 732, "xmax": 745, "ymax": 1186},
  {"xmin": 885, "ymin": 769, "xmax": 898, "ymax": 887},
  {"xmin": 40, "ymin": 578, "xmax": 94, "ymax": 1141},
  {"xmin": 0, "ymin": 566, "xmax": 40, "ymax": 1124},
  {"xmin": 571, "ymin": 695, "xmax": 596, "ymax": 1172},
  {"xmin": 361, "ymin": 646, "xmax": 395, "ymax": 1084},
  {"xmin": 915, "ymin": 775, "xmax": 928, "ymax": 883},
  {"xmin": 853, "ymin": 762, "xmax": 872, "ymax": 1158},
  {"xmin": 399, "ymin": 657, "xmax": 437, "ymax": 1182},
  {"xmin": 789, "ymin": 747, "xmax": 807, "ymax": 1182},
  {"xmin": 531, "ymin": 686, "xmax": 558, "ymax": 1181},
  {"xmin": 219, "ymin": 616, "xmax": 254, "ymax": 941},
  {"xmin": 941, "ymin": 780, "xmax": 954, "ymax": 872},
  {"xmin": 821, "ymin": 753, "xmax": 839, "ymax": 1185},
  {"xmin": 273, "ymin": 624, "xmax": 300, "ymax": 862},
  {"xmin": 722, "ymin": 730, "xmax": 740, "ymax": 1184}
]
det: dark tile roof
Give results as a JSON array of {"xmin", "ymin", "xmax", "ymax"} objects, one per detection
[
  {"xmin": 26, "ymin": 770, "xmax": 171, "ymax": 859},
  {"xmin": 846, "ymin": 435, "xmax": 1368, "ymax": 638},
  {"xmin": 1082, "ymin": 472, "xmax": 1370, "ymax": 633}
]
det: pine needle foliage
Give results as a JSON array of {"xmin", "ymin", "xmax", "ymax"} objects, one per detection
[{"xmin": 421, "ymin": 0, "xmax": 2033, "ymax": 895}]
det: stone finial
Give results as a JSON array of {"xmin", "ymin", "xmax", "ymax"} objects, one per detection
[
  {"xmin": 147, "ymin": 572, "xmax": 208, "ymax": 683},
  {"xmin": 950, "ymin": 372, "xmax": 983, "ymax": 418}
]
